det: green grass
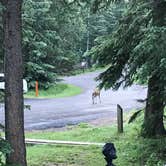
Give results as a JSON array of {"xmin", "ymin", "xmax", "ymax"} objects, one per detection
[
  {"xmin": 27, "ymin": 145, "xmax": 103, "ymax": 166},
  {"xmin": 26, "ymin": 124, "xmax": 116, "ymax": 143},
  {"xmin": 1, "ymin": 111, "xmax": 166, "ymax": 166},
  {"xmin": 25, "ymin": 112, "xmax": 166, "ymax": 166},
  {"xmin": 24, "ymin": 83, "xmax": 82, "ymax": 99}
]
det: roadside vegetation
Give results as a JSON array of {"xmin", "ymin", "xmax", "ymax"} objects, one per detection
[
  {"xmin": 0, "ymin": 0, "xmax": 165, "ymax": 165},
  {"xmin": 71, "ymin": 66, "xmax": 107, "ymax": 76},
  {"xmin": 24, "ymin": 83, "xmax": 82, "ymax": 99},
  {"xmin": 25, "ymin": 111, "xmax": 166, "ymax": 166}
]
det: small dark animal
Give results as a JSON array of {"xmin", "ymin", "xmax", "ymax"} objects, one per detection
[
  {"xmin": 102, "ymin": 143, "xmax": 117, "ymax": 166},
  {"xmin": 92, "ymin": 88, "xmax": 101, "ymax": 104}
]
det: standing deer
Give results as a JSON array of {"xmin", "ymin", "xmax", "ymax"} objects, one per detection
[
  {"xmin": 81, "ymin": 60, "xmax": 87, "ymax": 72},
  {"xmin": 92, "ymin": 88, "xmax": 101, "ymax": 104}
]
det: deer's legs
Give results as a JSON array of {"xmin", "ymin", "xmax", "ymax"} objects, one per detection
[
  {"xmin": 92, "ymin": 96, "xmax": 95, "ymax": 104},
  {"xmin": 99, "ymin": 94, "xmax": 101, "ymax": 103}
]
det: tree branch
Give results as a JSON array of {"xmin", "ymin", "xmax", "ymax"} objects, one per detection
[{"xmin": 0, "ymin": 0, "xmax": 7, "ymax": 5}]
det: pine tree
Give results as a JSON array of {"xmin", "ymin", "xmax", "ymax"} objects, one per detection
[
  {"xmin": 1, "ymin": 0, "xmax": 27, "ymax": 165},
  {"xmin": 90, "ymin": 0, "xmax": 166, "ymax": 137}
]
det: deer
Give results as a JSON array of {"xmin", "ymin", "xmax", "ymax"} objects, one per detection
[{"xmin": 92, "ymin": 87, "xmax": 101, "ymax": 104}]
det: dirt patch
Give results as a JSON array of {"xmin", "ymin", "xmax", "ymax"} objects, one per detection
[
  {"xmin": 26, "ymin": 125, "xmax": 75, "ymax": 133},
  {"xmin": 88, "ymin": 116, "xmax": 117, "ymax": 127},
  {"xmin": 26, "ymin": 117, "xmax": 117, "ymax": 133}
]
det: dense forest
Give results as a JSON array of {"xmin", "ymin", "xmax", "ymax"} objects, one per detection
[
  {"xmin": 0, "ymin": 0, "xmax": 125, "ymax": 89},
  {"xmin": 0, "ymin": 0, "xmax": 165, "ymax": 166}
]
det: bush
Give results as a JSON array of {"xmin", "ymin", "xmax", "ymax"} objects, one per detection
[
  {"xmin": 0, "ymin": 91, "xmax": 4, "ymax": 102},
  {"xmin": 0, "ymin": 138, "xmax": 12, "ymax": 166}
]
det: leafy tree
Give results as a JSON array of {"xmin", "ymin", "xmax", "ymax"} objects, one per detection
[
  {"xmin": 90, "ymin": 0, "xmax": 166, "ymax": 137},
  {"xmin": 22, "ymin": 0, "xmax": 86, "ymax": 88},
  {"xmin": 82, "ymin": 2, "xmax": 125, "ymax": 66},
  {"xmin": 48, "ymin": 0, "xmax": 85, "ymax": 74},
  {"xmin": 0, "ymin": 0, "xmax": 124, "ymax": 89},
  {"xmin": 22, "ymin": 0, "xmax": 57, "ymax": 89}
]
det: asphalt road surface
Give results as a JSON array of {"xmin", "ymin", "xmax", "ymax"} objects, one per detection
[{"xmin": 0, "ymin": 71, "xmax": 147, "ymax": 130}]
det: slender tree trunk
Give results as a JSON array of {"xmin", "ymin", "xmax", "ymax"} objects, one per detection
[
  {"xmin": 142, "ymin": 0, "xmax": 166, "ymax": 137},
  {"xmin": 86, "ymin": 12, "xmax": 92, "ymax": 68},
  {"xmin": 3, "ymin": 0, "xmax": 27, "ymax": 165},
  {"xmin": 86, "ymin": 13, "xmax": 90, "ymax": 52}
]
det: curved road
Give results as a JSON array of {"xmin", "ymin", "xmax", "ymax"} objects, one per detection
[{"xmin": 0, "ymin": 71, "xmax": 147, "ymax": 130}]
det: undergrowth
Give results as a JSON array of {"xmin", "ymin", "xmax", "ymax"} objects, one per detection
[{"xmin": 25, "ymin": 110, "xmax": 166, "ymax": 166}]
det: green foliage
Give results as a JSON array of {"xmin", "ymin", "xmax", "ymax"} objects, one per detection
[
  {"xmin": 22, "ymin": 0, "xmax": 89, "ymax": 89},
  {"xmin": 0, "ymin": 138, "xmax": 12, "ymax": 166},
  {"xmin": 0, "ymin": 92, "xmax": 11, "ymax": 164},
  {"xmin": 27, "ymin": 145, "xmax": 103, "ymax": 166},
  {"xmin": 90, "ymin": 0, "xmax": 166, "ymax": 91},
  {"xmin": 26, "ymin": 111, "xmax": 166, "ymax": 165},
  {"xmin": 24, "ymin": 83, "xmax": 82, "ymax": 99},
  {"xmin": 81, "ymin": 2, "xmax": 126, "ymax": 66},
  {"xmin": 89, "ymin": 0, "xmax": 166, "ymax": 136},
  {"xmin": 22, "ymin": 0, "xmax": 58, "ymax": 89},
  {"xmin": 21, "ymin": 0, "xmax": 126, "ymax": 89},
  {"xmin": 71, "ymin": 66, "xmax": 105, "ymax": 76},
  {"xmin": 0, "ymin": 91, "xmax": 4, "ymax": 102},
  {"xmin": 128, "ymin": 109, "xmax": 143, "ymax": 124},
  {"xmin": 0, "ymin": 0, "xmax": 125, "ymax": 89}
]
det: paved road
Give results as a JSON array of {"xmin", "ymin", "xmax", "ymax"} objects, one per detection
[{"xmin": 0, "ymin": 71, "xmax": 147, "ymax": 130}]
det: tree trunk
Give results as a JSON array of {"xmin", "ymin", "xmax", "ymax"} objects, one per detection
[
  {"xmin": 142, "ymin": 0, "xmax": 166, "ymax": 137},
  {"xmin": 142, "ymin": 75, "xmax": 165, "ymax": 137},
  {"xmin": 86, "ymin": 12, "xmax": 92, "ymax": 68},
  {"xmin": 86, "ymin": 13, "xmax": 90, "ymax": 52},
  {"xmin": 152, "ymin": 0, "xmax": 166, "ymax": 27},
  {"xmin": 3, "ymin": 0, "xmax": 27, "ymax": 165}
]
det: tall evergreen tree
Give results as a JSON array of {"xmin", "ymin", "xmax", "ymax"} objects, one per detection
[
  {"xmin": 143, "ymin": 0, "xmax": 166, "ymax": 137},
  {"xmin": 90, "ymin": 0, "xmax": 166, "ymax": 137},
  {"xmin": 22, "ymin": 0, "xmax": 86, "ymax": 88},
  {"xmin": 0, "ymin": 0, "xmax": 27, "ymax": 165},
  {"xmin": 78, "ymin": 2, "xmax": 125, "ymax": 67}
]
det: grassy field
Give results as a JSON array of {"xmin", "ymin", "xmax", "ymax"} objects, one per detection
[
  {"xmin": 24, "ymin": 83, "xmax": 82, "ymax": 99},
  {"xmin": 25, "ymin": 112, "xmax": 166, "ymax": 166}
]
